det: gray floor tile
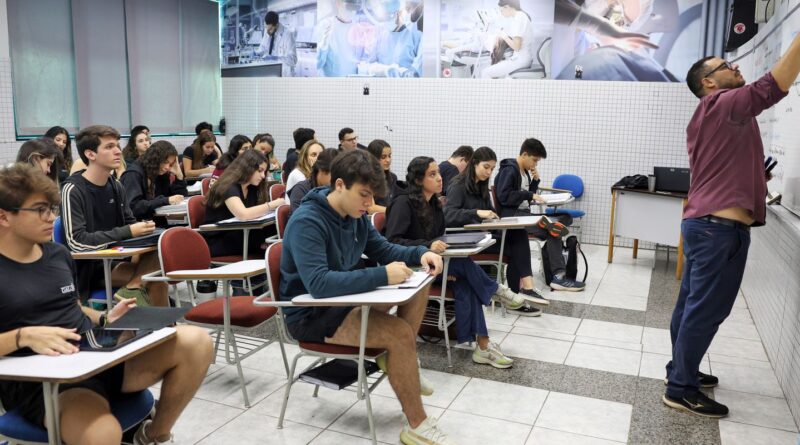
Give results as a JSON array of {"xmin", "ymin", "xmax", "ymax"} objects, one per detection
[
  {"xmin": 564, "ymin": 342, "xmax": 642, "ymax": 376},
  {"xmin": 527, "ymin": 427, "xmax": 625, "ymax": 444},
  {"xmin": 448, "ymin": 378, "xmax": 549, "ymax": 425},
  {"xmin": 714, "ymin": 389, "xmax": 798, "ymax": 432},
  {"xmin": 535, "ymin": 392, "xmax": 632, "ymax": 443},
  {"xmin": 167, "ymin": 398, "xmax": 244, "ymax": 445},
  {"xmin": 718, "ymin": 420, "xmax": 798, "ymax": 445},
  {"xmin": 712, "ymin": 362, "xmax": 785, "ymax": 398},
  {"xmin": 195, "ymin": 410, "xmax": 322, "ymax": 445},
  {"xmin": 437, "ymin": 409, "xmax": 533, "ymax": 445}
]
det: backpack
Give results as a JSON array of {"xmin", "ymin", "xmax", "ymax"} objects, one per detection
[
  {"xmin": 613, "ymin": 174, "xmax": 649, "ymax": 189},
  {"xmin": 541, "ymin": 235, "xmax": 588, "ymax": 287}
]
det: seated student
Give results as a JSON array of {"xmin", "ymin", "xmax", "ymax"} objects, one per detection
[
  {"xmin": 338, "ymin": 127, "xmax": 359, "ymax": 151},
  {"xmin": 387, "ymin": 156, "xmax": 531, "ymax": 367},
  {"xmin": 0, "ymin": 164, "xmax": 213, "ymax": 445},
  {"xmin": 438, "ymin": 145, "xmax": 474, "ymax": 196},
  {"xmin": 182, "ymin": 130, "xmax": 221, "ymax": 178},
  {"xmin": 365, "ymin": 139, "xmax": 400, "ymax": 213},
  {"xmin": 16, "ymin": 138, "xmax": 63, "ymax": 185},
  {"xmin": 281, "ymin": 150, "xmax": 454, "ymax": 445},
  {"xmin": 44, "ymin": 126, "xmax": 73, "ymax": 184},
  {"xmin": 494, "ymin": 138, "xmax": 585, "ymax": 292},
  {"xmin": 121, "ymin": 126, "xmax": 152, "ymax": 164},
  {"xmin": 202, "ymin": 149, "xmax": 285, "ymax": 257},
  {"xmin": 120, "ymin": 141, "xmax": 188, "ymax": 221},
  {"xmin": 253, "ymin": 133, "xmax": 281, "ymax": 172},
  {"xmin": 289, "ymin": 148, "xmax": 340, "ymax": 214},
  {"xmin": 443, "ymin": 146, "xmax": 547, "ymax": 308},
  {"xmin": 69, "ymin": 128, "xmax": 126, "ymax": 180},
  {"xmin": 212, "ymin": 134, "xmax": 252, "ymax": 178},
  {"xmin": 282, "ymin": 127, "xmax": 315, "ymax": 183},
  {"xmin": 131, "ymin": 124, "xmax": 150, "ymax": 138},
  {"xmin": 285, "ymin": 139, "xmax": 324, "ymax": 201},
  {"xmin": 61, "ymin": 125, "xmax": 169, "ymax": 307}
]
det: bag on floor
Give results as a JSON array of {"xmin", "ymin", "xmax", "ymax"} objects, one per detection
[{"xmin": 541, "ymin": 235, "xmax": 588, "ymax": 286}]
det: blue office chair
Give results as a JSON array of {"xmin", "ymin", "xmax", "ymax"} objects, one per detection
[
  {"xmin": 0, "ymin": 389, "xmax": 154, "ymax": 444},
  {"xmin": 545, "ymin": 174, "xmax": 586, "ymax": 238}
]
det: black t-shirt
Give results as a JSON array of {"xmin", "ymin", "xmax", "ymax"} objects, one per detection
[
  {"xmin": 183, "ymin": 146, "xmax": 218, "ymax": 167},
  {"xmin": 87, "ymin": 180, "xmax": 124, "ymax": 231},
  {"xmin": 203, "ymin": 184, "xmax": 260, "ymax": 225},
  {"xmin": 439, "ymin": 161, "xmax": 459, "ymax": 196}
]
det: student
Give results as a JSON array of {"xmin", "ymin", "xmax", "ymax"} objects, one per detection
[
  {"xmin": 213, "ymin": 134, "xmax": 252, "ymax": 178},
  {"xmin": 44, "ymin": 126, "xmax": 73, "ymax": 184},
  {"xmin": 0, "ymin": 164, "xmax": 213, "ymax": 445},
  {"xmin": 61, "ymin": 125, "xmax": 169, "ymax": 307},
  {"xmin": 182, "ymin": 130, "xmax": 221, "ymax": 178},
  {"xmin": 285, "ymin": 139, "xmax": 324, "ymax": 199},
  {"xmin": 338, "ymin": 127, "xmax": 359, "ymax": 151},
  {"xmin": 282, "ymin": 127, "xmax": 315, "ymax": 183},
  {"xmin": 439, "ymin": 145, "xmax": 474, "ymax": 196},
  {"xmin": 121, "ymin": 126, "xmax": 152, "ymax": 164},
  {"xmin": 289, "ymin": 148, "xmax": 339, "ymax": 214},
  {"xmin": 387, "ymin": 156, "xmax": 532, "ymax": 367},
  {"xmin": 16, "ymin": 138, "xmax": 63, "ymax": 184},
  {"xmin": 203, "ymin": 149, "xmax": 285, "ymax": 257},
  {"xmin": 253, "ymin": 133, "xmax": 281, "ymax": 172},
  {"xmin": 365, "ymin": 139, "xmax": 400, "ymax": 212},
  {"xmin": 444, "ymin": 146, "xmax": 547, "ymax": 308},
  {"xmin": 120, "ymin": 141, "xmax": 188, "ymax": 221},
  {"xmin": 494, "ymin": 138, "xmax": 585, "ymax": 291},
  {"xmin": 69, "ymin": 131, "xmax": 126, "ymax": 180},
  {"xmin": 281, "ymin": 149, "xmax": 454, "ymax": 445}
]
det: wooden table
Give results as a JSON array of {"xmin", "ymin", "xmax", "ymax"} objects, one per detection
[{"xmin": 71, "ymin": 246, "xmax": 157, "ymax": 310}]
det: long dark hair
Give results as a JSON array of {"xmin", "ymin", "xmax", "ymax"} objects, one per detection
[
  {"xmin": 190, "ymin": 130, "xmax": 217, "ymax": 169},
  {"xmin": 206, "ymin": 149, "xmax": 268, "ymax": 209},
  {"xmin": 253, "ymin": 133, "xmax": 275, "ymax": 161},
  {"xmin": 44, "ymin": 126, "xmax": 72, "ymax": 170},
  {"xmin": 216, "ymin": 134, "xmax": 252, "ymax": 171},
  {"xmin": 454, "ymin": 146, "xmax": 496, "ymax": 201},
  {"xmin": 122, "ymin": 126, "xmax": 150, "ymax": 162},
  {"xmin": 406, "ymin": 156, "xmax": 439, "ymax": 239},
  {"xmin": 366, "ymin": 139, "xmax": 392, "ymax": 184},
  {"xmin": 138, "ymin": 141, "xmax": 178, "ymax": 199},
  {"xmin": 17, "ymin": 138, "xmax": 63, "ymax": 184}
]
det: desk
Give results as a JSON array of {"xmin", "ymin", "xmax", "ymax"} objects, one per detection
[
  {"xmin": 71, "ymin": 246, "xmax": 157, "ymax": 310},
  {"xmin": 198, "ymin": 217, "xmax": 275, "ymax": 261},
  {"xmin": 0, "ymin": 328, "xmax": 175, "ymax": 445},
  {"xmin": 607, "ymin": 187, "xmax": 687, "ymax": 279},
  {"xmin": 462, "ymin": 216, "xmax": 542, "ymax": 284}
]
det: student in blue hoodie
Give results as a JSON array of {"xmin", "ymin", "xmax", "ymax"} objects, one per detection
[{"xmin": 281, "ymin": 150, "xmax": 455, "ymax": 445}]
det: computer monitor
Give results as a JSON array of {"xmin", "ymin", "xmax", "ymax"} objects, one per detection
[{"xmin": 654, "ymin": 167, "xmax": 690, "ymax": 193}]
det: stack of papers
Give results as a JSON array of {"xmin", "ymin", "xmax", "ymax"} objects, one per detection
[
  {"xmin": 540, "ymin": 193, "xmax": 572, "ymax": 204},
  {"xmin": 154, "ymin": 198, "xmax": 189, "ymax": 215},
  {"xmin": 217, "ymin": 210, "xmax": 276, "ymax": 225}
]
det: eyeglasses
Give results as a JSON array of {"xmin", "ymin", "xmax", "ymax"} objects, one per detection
[
  {"xmin": 344, "ymin": 136, "xmax": 358, "ymax": 142},
  {"xmin": 704, "ymin": 61, "xmax": 734, "ymax": 78},
  {"xmin": 12, "ymin": 205, "xmax": 60, "ymax": 220}
]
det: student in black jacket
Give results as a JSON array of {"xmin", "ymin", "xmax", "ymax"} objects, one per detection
[
  {"xmin": 387, "ymin": 157, "xmax": 536, "ymax": 367},
  {"xmin": 120, "ymin": 141, "xmax": 188, "ymax": 221},
  {"xmin": 443, "ymin": 146, "xmax": 548, "ymax": 306},
  {"xmin": 438, "ymin": 145, "xmax": 473, "ymax": 196},
  {"xmin": 494, "ymin": 138, "xmax": 584, "ymax": 291},
  {"xmin": 366, "ymin": 139, "xmax": 402, "ymax": 213},
  {"xmin": 289, "ymin": 148, "xmax": 340, "ymax": 214}
]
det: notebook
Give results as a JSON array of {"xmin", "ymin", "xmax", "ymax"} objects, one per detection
[
  {"xmin": 298, "ymin": 359, "xmax": 380, "ymax": 390},
  {"xmin": 105, "ymin": 307, "xmax": 191, "ymax": 331},
  {"xmin": 437, "ymin": 233, "xmax": 488, "ymax": 248},
  {"xmin": 216, "ymin": 210, "xmax": 276, "ymax": 226},
  {"xmin": 112, "ymin": 228, "xmax": 165, "ymax": 248},
  {"xmin": 77, "ymin": 327, "xmax": 153, "ymax": 352},
  {"xmin": 378, "ymin": 271, "xmax": 430, "ymax": 289}
]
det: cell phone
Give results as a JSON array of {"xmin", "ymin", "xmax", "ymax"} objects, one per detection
[
  {"xmin": 766, "ymin": 159, "xmax": 778, "ymax": 174},
  {"xmin": 765, "ymin": 156, "xmax": 773, "ymax": 168},
  {"xmin": 76, "ymin": 327, "xmax": 153, "ymax": 352}
]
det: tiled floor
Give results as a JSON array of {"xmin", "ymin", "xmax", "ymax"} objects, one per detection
[{"xmin": 153, "ymin": 245, "xmax": 798, "ymax": 444}]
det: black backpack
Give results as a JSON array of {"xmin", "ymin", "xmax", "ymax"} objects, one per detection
[
  {"xmin": 541, "ymin": 235, "xmax": 588, "ymax": 287},
  {"xmin": 613, "ymin": 174, "xmax": 648, "ymax": 189}
]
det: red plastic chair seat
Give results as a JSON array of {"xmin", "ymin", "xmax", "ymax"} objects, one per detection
[
  {"xmin": 186, "ymin": 296, "xmax": 276, "ymax": 328},
  {"xmin": 469, "ymin": 253, "xmax": 510, "ymax": 263},
  {"xmin": 298, "ymin": 342, "xmax": 385, "ymax": 357}
]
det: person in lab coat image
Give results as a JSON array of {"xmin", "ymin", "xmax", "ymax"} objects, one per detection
[{"xmin": 256, "ymin": 11, "xmax": 298, "ymax": 77}]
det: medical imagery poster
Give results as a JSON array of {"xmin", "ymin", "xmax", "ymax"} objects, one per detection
[{"xmin": 220, "ymin": 0, "xmax": 424, "ymax": 78}]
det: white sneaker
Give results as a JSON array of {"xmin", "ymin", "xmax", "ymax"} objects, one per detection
[
  {"xmin": 491, "ymin": 284, "xmax": 526, "ymax": 310},
  {"xmin": 400, "ymin": 417, "xmax": 455, "ymax": 445},
  {"xmin": 133, "ymin": 420, "xmax": 172, "ymax": 445},
  {"xmin": 472, "ymin": 342, "xmax": 513, "ymax": 369}
]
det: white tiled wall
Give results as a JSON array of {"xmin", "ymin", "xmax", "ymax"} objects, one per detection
[{"xmin": 222, "ymin": 77, "xmax": 697, "ymax": 245}]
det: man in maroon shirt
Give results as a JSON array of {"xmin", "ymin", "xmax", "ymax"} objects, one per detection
[{"xmin": 663, "ymin": 37, "xmax": 800, "ymax": 418}]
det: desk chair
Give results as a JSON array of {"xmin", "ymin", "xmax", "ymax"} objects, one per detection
[
  {"xmin": 256, "ymin": 242, "xmax": 388, "ymax": 444},
  {"xmin": 509, "ymin": 38, "xmax": 552, "ymax": 79},
  {"xmin": 187, "ymin": 196, "xmax": 246, "ymax": 265},
  {"xmin": 269, "ymin": 183, "xmax": 286, "ymax": 201},
  {"xmin": 156, "ymin": 227, "xmax": 287, "ymax": 407},
  {"xmin": 370, "ymin": 212, "xmax": 386, "ymax": 233},
  {"xmin": 275, "ymin": 204, "xmax": 291, "ymax": 239},
  {"xmin": 544, "ymin": 174, "xmax": 586, "ymax": 239},
  {"xmin": 200, "ymin": 177, "xmax": 214, "ymax": 196},
  {"xmin": 0, "ymin": 390, "xmax": 154, "ymax": 445}
]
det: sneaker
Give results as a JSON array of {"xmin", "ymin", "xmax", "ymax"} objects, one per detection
[
  {"xmin": 662, "ymin": 392, "xmax": 729, "ymax": 418},
  {"xmin": 472, "ymin": 342, "xmax": 513, "ymax": 369},
  {"xmin": 663, "ymin": 371, "xmax": 719, "ymax": 388},
  {"xmin": 507, "ymin": 302, "xmax": 542, "ymax": 317},
  {"xmin": 400, "ymin": 417, "xmax": 455, "ymax": 445},
  {"xmin": 492, "ymin": 284, "xmax": 526, "ymax": 310},
  {"xmin": 550, "ymin": 276, "xmax": 586, "ymax": 292},
  {"xmin": 133, "ymin": 419, "xmax": 172, "ymax": 445},
  {"xmin": 375, "ymin": 355, "xmax": 434, "ymax": 396},
  {"xmin": 520, "ymin": 288, "xmax": 550, "ymax": 305},
  {"xmin": 114, "ymin": 286, "xmax": 151, "ymax": 307}
]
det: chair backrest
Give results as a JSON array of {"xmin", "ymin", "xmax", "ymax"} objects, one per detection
[
  {"xmin": 187, "ymin": 195, "xmax": 206, "ymax": 229},
  {"xmin": 270, "ymin": 183, "xmax": 286, "ymax": 201},
  {"xmin": 538, "ymin": 37, "xmax": 552, "ymax": 78},
  {"xmin": 265, "ymin": 241, "xmax": 282, "ymax": 302},
  {"xmin": 53, "ymin": 216, "xmax": 65, "ymax": 245},
  {"xmin": 276, "ymin": 204, "xmax": 291, "ymax": 239},
  {"xmin": 201, "ymin": 177, "xmax": 214, "ymax": 196},
  {"xmin": 490, "ymin": 185, "xmax": 499, "ymax": 212},
  {"xmin": 552, "ymin": 174, "xmax": 584, "ymax": 198},
  {"xmin": 158, "ymin": 227, "xmax": 211, "ymax": 275},
  {"xmin": 370, "ymin": 212, "xmax": 386, "ymax": 233}
]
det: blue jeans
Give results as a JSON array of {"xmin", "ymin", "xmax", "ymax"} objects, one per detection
[
  {"xmin": 446, "ymin": 257, "xmax": 498, "ymax": 344},
  {"xmin": 666, "ymin": 218, "xmax": 751, "ymax": 398}
]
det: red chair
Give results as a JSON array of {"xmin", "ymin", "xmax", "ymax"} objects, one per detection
[
  {"xmin": 270, "ymin": 183, "xmax": 286, "ymax": 201},
  {"xmin": 256, "ymin": 242, "xmax": 387, "ymax": 442},
  {"xmin": 275, "ymin": 204, "xmax": 291, "ymax": 239},
  {"xmin": 201, "ymin": 177, "xmax": 214, "ymax": 196},
  {"xmin": 186, "ymin": 195, "xmax": 244, "ymax": 265},
  {"xmin": 157, "ymin": 227, "xmax": 287, "ymax": 407},
  {"xmin": 370, "ymin": 212, "xmax": 386, "ymax": 233}
]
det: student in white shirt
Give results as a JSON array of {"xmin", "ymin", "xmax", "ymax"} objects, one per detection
[
  {"xmin": 481, "ymin": 0, "xmax": 534, "ymax": 79},
  {"xmin": 285, "ymin": 140, "xmax": 324, "ymax": 203}
]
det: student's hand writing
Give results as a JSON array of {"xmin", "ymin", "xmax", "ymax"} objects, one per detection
[
  {"xmin": 130, "ymin": 220, "xmax": 156, "ymax": 237},
  {"xmin": 168, "ymin": 195, "xmax": 184, "ymax": 205},
  {"xmin": 270, "ymin": 198, "xmax": 286, "ymax": 209},
  {"xmin": 108, "ymin": 298, "xmax": 137, "ymax": 324},
  {"xmin": 477, "ymin": 210, "xmax": 499, "ymax": 220},
  {"xmin": 430, "ymin": 240, "xmax": 448, "ymax": 254},
  {"xmin": 386, "ymin": 262, "xmax": 413, "ymax": 285},
  {"xmin": 18, "ymin": 327, "xmax": 81, "ymax": 356},
  {"xmin": 420, "ymin": 252, "xmax": 443, "ymax": 276},
  {"xmin": 532, "ymin": 194, "xmax": 546, "ymax": 204}
]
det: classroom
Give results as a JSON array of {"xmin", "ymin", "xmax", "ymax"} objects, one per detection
[{"xmin": 1, "ymin": 1, "xmax": 799, "ymax": 444}]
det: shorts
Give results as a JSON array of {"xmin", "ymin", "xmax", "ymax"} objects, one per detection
[
  {"xmin": 287, "ymin": 307, "xmax": 355, "ymax": 343},
  {"xmin": 0, "ymin": 363, "xmax": 125, "ymax": 426}
]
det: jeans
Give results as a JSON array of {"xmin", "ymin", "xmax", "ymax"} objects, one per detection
[{"xmin": 446, "ymin": 257, "xmax": 498, "ymax": 344}]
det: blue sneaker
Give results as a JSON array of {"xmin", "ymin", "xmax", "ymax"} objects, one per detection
[{"xmin": 550, "ymin": 276, "xmax": 586, "ymax": 292}]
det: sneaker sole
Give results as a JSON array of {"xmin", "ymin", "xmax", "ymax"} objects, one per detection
[
  {"xmin": 663, "ymin": 378, "xmax": 718, "ymax": 388},
  {"xmin": 472, "ymin": 355, "xmax": 513, "ymax": 369},
  {"xmin": 520, "ymin": 295, "xmax": 550, "ymax": 305},
  {"xmin": 550, "ymin": 283, "xmax": 585, "ymax": 292},
  {"xmin": 661, "ymin": 395, "xmax": 727, "ymax": 418},
  {"xmin": 508, "ymin": 309, "xmax": 542, "ymax": 317}
]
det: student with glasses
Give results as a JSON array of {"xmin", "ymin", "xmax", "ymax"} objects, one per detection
[
  {"xmin": 664, "ymin": 34, "xmax": 800, "ymax": 418},
  {"xmin": 338, "ymin": 127, "xmax": 360, "ymax": 151}
]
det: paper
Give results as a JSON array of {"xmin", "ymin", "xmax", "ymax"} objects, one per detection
[
  {"xmin": 154, "ymin": 198, "xmax": 189, "ymax": 215},
  {"xmin": 539, "ymin": 193, "xmax": 572, "ymax": 204},
  {"xmin": 186, "ymin": 182, "xmax": 202, "ymax": 193},
  {"xmin": 217, "ymin": 210, "xmax": 276, "ymax": 225},
  {"xmin": 378, "ymin": 271, "xmax": 429, "ymax": 289}
]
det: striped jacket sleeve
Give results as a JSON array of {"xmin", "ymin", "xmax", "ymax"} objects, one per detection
[{"xmin": 61, "ymin": 182, "xmax": 132, "ymax": 252}]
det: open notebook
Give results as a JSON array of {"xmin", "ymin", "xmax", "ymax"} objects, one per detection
[
  {"xmin": 216, "ymin": 210, "xmax": 276, "ymax": 226},
  {"xmin": 378, "ymin": 271, "xmax": 429, "ymax": 289}
]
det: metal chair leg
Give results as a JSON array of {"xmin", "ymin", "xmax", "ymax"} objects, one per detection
[
  {"xmin": 228, "ymin": 330, "xmax": 250, "ymax": 408},
  {"xmin": 363, "ymin": 369, "xmax": 378, "ymax": 445},
  {"xmin": 278, "ymin": 354, "xmax": 303, "ymax": 429}
]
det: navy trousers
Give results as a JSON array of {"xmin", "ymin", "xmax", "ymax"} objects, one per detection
[
  {"xmin": 446, "ymin": 257, "xmax": 498, "ymax": 344},
  {"xmin": 666, "ymin": 218, "xmax": 751, "ymax": 398}
]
